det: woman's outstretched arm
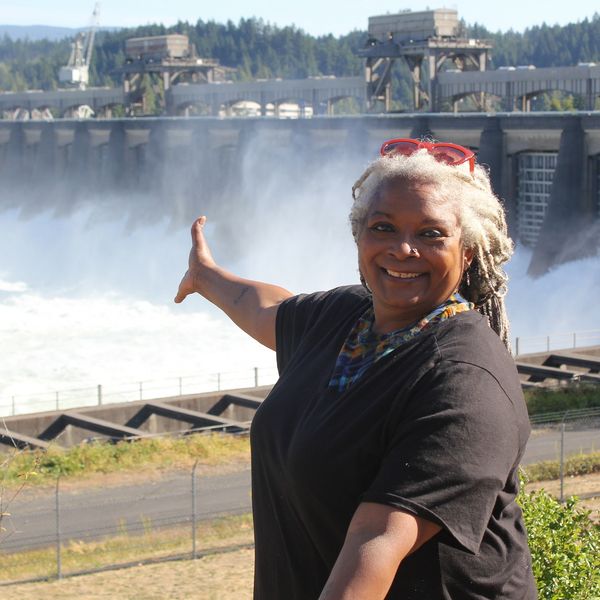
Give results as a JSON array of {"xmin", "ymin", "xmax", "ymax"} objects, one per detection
[{"xmin": 174, "ymin": 216, "xmax": 293, "ymax": 350}]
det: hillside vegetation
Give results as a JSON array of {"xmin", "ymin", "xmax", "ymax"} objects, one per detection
[{"xmin": 0, "ymin": 15, "xmax": 599, "ymax": 110}]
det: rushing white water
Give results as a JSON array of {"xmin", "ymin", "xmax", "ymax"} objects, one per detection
[{"xmin": 1, "ymin": 138, "xmax": 599, "ymax": 414}]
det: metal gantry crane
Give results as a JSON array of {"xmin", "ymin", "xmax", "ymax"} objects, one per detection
[{"xmin": 59, "ymin": 3, "xmax": 100, "ymax": 90}]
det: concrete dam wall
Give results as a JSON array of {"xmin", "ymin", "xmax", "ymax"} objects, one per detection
[{"xmin": 1, "ymin": 112, "xmax": 599, "ymax": 274}]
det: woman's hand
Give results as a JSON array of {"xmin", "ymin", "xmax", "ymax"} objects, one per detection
[
  {"xmin": 173, "ymin": 216, "xmax": 293, "ymax": 349},
  {"xmin": 174, "ymin": 216, "xmax": 215, "ymax": 304}
]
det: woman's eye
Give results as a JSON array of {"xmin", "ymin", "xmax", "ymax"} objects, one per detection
[
  {"xmin": 421, "ymin": 229, "xmax": 444, "ymax": 238},
  {"xmin": 369, "ymin": 222, "xmax": 395, "ymax": 233}
]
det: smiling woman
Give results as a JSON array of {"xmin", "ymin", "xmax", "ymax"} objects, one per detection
[
  {"xmin": 175, "ymin": 139, "xmax": 536, "ymax": 599},
  {"xmin": 356, "ymin": 182, "xmax": 472, "ymax": 333}
]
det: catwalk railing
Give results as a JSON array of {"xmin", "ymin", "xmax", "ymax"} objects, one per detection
[
  {"xmin": 512, "ymin": 328, "xmax": 600, "ymax": 356},
  {"xmin": 0, "ymin": 364, "xmax": 279, "ymax": 417},
  {"xmin": 2, "ymin": 328, "xmax": 599, "ymax": 418}
]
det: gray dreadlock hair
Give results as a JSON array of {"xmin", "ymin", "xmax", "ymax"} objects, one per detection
[{"xmin": 350, "ymin": 149, "xmax": 514, "ymax": 349}]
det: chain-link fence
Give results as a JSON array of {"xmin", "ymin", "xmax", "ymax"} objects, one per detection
[
  {"xmin": 526, "ymin": 407, "xmax": 600, "ymax": 502},
  {"xmin": 0, "ymin": 459, "xmax": 254, "ymax": 585},
  {"xmin": 1, "ymin": 408, "xmax": 598, "ymax": 586}
]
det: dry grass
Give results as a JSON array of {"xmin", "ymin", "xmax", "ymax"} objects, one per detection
[
  {"xmin": 3, "ymin": 547, "xmax": 255, "ymax": 600},
  {"xmin": 1, "ymin": 433, "xmax": 251, "ymax": 491},
  {"xmin": 0, "ymin": 513, "xmax": 254, "ymax": 584}
]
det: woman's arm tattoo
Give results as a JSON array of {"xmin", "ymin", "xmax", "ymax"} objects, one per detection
[{"xmin": 233, "ymin": 286, "xmax": 250, "ymax": 305}]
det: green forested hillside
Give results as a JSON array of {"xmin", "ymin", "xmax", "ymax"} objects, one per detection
[{"xmin": 0, "ymin": 14, "xmax": 598, "ymax": 109}]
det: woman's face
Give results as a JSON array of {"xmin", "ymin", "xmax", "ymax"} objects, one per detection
[{"xmin": 357, "ymin": 179, "xmax": 472, "ymax": 334}]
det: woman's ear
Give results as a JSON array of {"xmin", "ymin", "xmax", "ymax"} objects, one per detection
[{"xmin": 463, "ymin": 248, "xmax": 474, "ymax": 269}]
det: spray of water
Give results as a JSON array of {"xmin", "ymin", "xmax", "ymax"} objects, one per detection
[{"xmin": 1, "ymin": 124, "xmax": 598, "ymax": 406}]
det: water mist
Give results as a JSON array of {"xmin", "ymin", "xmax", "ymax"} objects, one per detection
[{"xmin": 1, "ymin": 122, "xmax": 598, "ymax": 411}]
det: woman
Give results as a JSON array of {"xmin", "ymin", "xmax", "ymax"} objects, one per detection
[{"xmin": 175, "ymin": 139, "xmax": 537, "ymax": 599}]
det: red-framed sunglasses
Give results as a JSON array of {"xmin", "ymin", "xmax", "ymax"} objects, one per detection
[{"xmin": 380, "ymin": 138, "xmax": 476, "ymax": 174}]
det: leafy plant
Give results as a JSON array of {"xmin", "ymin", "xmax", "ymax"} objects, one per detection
[
  {"xmin": 519, "ymin": 476, "xmax": 600, "ymax": 599},
  {"xmin": 524, "ymin": 451, "xmax": 600, "ymax": 482},
  {"xmin": 525, "ymin": 383, "xmax": 600, "ymax": 416}
]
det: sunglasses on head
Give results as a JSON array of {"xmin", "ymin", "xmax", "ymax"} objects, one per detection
[{"xmin": 380, "ymin": 138, "xmax": 476, "ymax": 174}]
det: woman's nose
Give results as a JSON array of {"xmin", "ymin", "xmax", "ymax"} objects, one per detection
[{"xmin": 387, "ymin": 238, "xmax": 419, "ymax": 258}]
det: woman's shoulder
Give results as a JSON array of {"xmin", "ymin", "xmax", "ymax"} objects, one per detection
[
  {"xmin": 431, "ymin": 310, "xmax": 510, "ymax": 360},
  {"xmin": 280, "ymin": 285, "xmax": 370, "ymax": 322},
  {"xmin": 276, "ymin": 285, "xmax": 371, "ymax": 366},
  {"xmin": 426, "ymin": 310, "xmax": 524, "ymax": 405}
]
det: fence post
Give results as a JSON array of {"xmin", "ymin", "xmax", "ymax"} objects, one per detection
[
  {"xmin": 192, "ymin": 460, "xmax": 198, "ymax": 559},
  {"xmin": 515, "ymin": 337, "xmax": 519, "ymax": 357},
  {"xmin": 139, "ymin": 382, "xmax": 143, "ymax": 401},
  {"xmin": 559, "ymin": 419, "xmax": 566, "ymax": 503},
  {"xmin": 254, "ymin": 367, "xmax": 259, "ymax": 388},
  {"xmin": 11, "ymin": 396, "xmax": 15, "ymax": 416},
  {"xmin": 55, "ymin": 476, "xmax": 62, "ymax": 579},
  {"xmin": 97, "ymin": 384, "xmax": 102, "ymax": 406},
  {"xmin": 217, "ymin": 373, "xmax": 221, "ymax": 392},
  {"xmin": 179, "ymin": 377, "xmax": 183, "ymax": 396},
  {"xmin": 55, "ymin": 391, "xmax": 59, "ymax": 411}
]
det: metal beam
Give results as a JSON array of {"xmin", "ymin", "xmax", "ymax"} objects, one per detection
[
  {"xmin": 125, "ymin": 401, "xmax": 245, "ymax": 432},
  {"xmin": 0, "ymin": 430, "xmax": 50, "ymax": 450},
  {"xmin": 38, "ymin": 412, "xmax": 147, "ymax": 441}
]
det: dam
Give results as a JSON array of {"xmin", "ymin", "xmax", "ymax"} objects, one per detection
[
  {"xmin": 2, "ymin": 111, "xmax": 599, "ymax": 275},
  {"xmin": 1, "ymin": 109, "xmax": 600, "ymax": 422}
]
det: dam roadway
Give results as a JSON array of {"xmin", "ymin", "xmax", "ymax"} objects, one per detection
[{"xmin": 3, "ymin": 428, "xmax": 599, "ymax": 554}]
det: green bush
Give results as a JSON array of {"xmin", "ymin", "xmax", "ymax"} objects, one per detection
[
  {"xmin": 524, "ymin": 452, "xmax": 600, "ymax": 482},
  {"xmin": 525, "ymin": 384, "xmax": 600, "ymax": 416},
  {"xmin": 519, "ymin": 480, "xmax": 600, "ymax": 599}
]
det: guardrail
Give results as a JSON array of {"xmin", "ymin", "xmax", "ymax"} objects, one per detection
[
  {"xmin": 512, "ymin": 329, "xmax": 600, "ymax": 356},
  {"xmin": 2, "ymin": 328, "xmax": 599, "ymax": 418},
  {"xmin": 0, "ymin": 365, "xmax": 278, "ymax": 417}
]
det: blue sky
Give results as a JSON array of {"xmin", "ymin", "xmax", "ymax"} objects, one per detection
[{"xmin": 2, "ymin": 0, "xmax": 599, "ymax": 36}]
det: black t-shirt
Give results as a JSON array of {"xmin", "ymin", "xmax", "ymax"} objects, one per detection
[{"xmin": 250, "ymin": 286, "xmax": 537, "ymax": 599}]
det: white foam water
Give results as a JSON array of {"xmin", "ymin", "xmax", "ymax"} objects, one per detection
[{"xmin": 1, "ymin": 153, "xmax": 599, "ymax": 413}]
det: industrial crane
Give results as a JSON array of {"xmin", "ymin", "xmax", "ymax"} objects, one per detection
[{"xmin": 59, "ymin": 3, "xmax": 100, "ymax": 89}]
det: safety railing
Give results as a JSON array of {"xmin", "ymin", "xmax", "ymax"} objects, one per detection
[
  {"xmin": 512, "ymin": 329, "xmax": 600, "ymax": 356},
  {"xmin": 0, "ymin": 364, "xmax": 279, "ymax": 418},
  {"xmin": 2, "ymin": 328, "xmax": 600, "ymax": 417}
]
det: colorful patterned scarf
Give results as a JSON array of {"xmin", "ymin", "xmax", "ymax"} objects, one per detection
[{"xmin": 328, "ymin": 293, "xmax": 473, "ymax": 393}]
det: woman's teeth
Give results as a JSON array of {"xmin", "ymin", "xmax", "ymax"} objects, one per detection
[{"xmin": 385, "ymin": 269, "xmax": 422, "ymax": 279}]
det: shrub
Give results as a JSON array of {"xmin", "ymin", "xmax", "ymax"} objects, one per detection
[
  {"xmin": 525, "ymin": 384, "xmax": 600, "ymax": 416},
  {"xmin": 519, "ymin": 478, "xmax": 600, "ymax": 599},
  {"xmin": 524, "ymin": 451, "xmax": 600, "ymax": 482}
]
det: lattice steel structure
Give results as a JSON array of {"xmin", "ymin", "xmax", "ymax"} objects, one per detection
[
  {"xmin": 115, "ymin": 35, "xmax": 235, "ymax": 114},
  {"xmin": 358, "ymin": 9, "xmax": 491, "ymax": 112},
  {"xmin": 517, "ymin": 153, "xmax": 558, "ymax": 246}
]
